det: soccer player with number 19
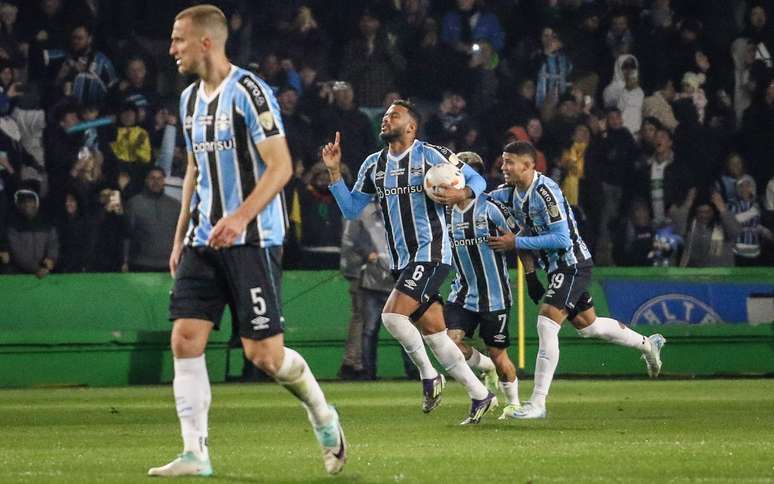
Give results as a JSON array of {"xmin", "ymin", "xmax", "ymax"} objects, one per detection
[
  {"xmin": 488, "ymin": 141, "xmax": 666, "ymax": 420},
  {"xmin": 322, "ymin": 100, "xmax": 497, "ymax": 425},
  {"xmin": 149, "ymin": 5, "xmax": 345, "ymax": 477}
]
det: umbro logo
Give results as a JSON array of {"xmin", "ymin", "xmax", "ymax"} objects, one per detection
[
  {"xmin": 494, "ymin": 334, "xmax": 506, "ymax": 342},
  {"xmin": 251, "ymin": 316, "xmax": 271, "ymax": 330},
  {"xmin": 375, "ymin": 170, "xmax": 385, "ymax": 180},
  {"xmin": 404, "ymin": 279, "xmax": 418, "ymax": 290},
  {"xmin": 545, "ymin": 289, "xmax": 555, "ymax": 298}
]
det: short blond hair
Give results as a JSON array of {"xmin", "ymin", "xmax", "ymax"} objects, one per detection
[{"xmin": 176, "ymin": 4, "xmax": 228, "ymax": 43}]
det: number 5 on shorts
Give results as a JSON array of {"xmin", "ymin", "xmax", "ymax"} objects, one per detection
[{"xmin": 250, "ymin": 287, "xmax": 266, "ymax": 316}]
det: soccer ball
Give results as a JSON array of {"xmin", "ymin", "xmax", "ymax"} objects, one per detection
[{"xmin": 423, "ymin": 162, "xmax": 465, "ymax": 203}]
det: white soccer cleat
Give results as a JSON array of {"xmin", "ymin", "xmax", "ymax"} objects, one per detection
[
  {"xmin": 505, "ymin": 401, "xmax": 546, "ymax": 420},
  {"xmin": 313, "ymin": 406, "xmax": 347, "ymax": 475},
  {"xmin": 498, "ymin": 403, "xmax": 521, "ymax": 420},
  {"xmin": 147, "ymin": 451, "xmax": 213, "ymax": 477},
  {"xmin": 642, "ymin": 333, "xmax": 666, "ymax": 378}
]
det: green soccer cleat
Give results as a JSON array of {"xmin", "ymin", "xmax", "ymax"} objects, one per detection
[
  {"xmin": 313, "ymin": 406, "xmax": 347, "ymax": 475},
  {"xmin": 498, "ymin": 403, "xmax": 522, "ymax": 420},
  {"xmin": 482, "ymin": 368, "xmax": 500, "ymax": 400},
  {"xmin": 147, "ymin": 452, "xmax": 213, "ymax": 477}
]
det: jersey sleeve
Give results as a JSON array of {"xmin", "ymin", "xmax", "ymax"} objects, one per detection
[
  {"xmin": 352, "ymin": 155, "xmax": 378, "ymax": 195},
  {"xmin": 515, "ymin": 182, "xmax": 571, "ymax": 250},
  {"xmin": 235, "ymin": 74, "xmax": 285, "ymax": 146},
  {"xmin": 534, "ymin": 182, "xmax": 568, "ymax": 226},
  {"xmin": 179, "ymin": 85, "xmax": 194, "ymax": 156},
  {"xmin": 485, "ymin": 197, "xmax": 517, "ymax": 233},
  {"xmin": 424, "ymin": 142, "xmax": 486, "ymax": 196}
]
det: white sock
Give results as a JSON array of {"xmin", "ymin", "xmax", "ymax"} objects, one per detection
[
  {"xmin": 423, "ymin": 330, "xmax": 488, "ymax": 400},
  {"xmin": 382, "ymin": 313, "xmax": 438, "ymax": 380},
  {"xmin": 466, "ymin": 349, "xmax": 496, "ymax": 373},
  {"xmin": 274, "ymin": 347, "xmax": 334, "ymax": 428},
  {"xmin": 501, "ymin": 378, "xmax": 520, "ymax": 406},
  {"xmin": 531, "ymin": 315, "xmax": 561, "ymax": 407},
  {"xmin": 173, "ymin": 355, "xmax": 211, "ymax": 461},
  {"xmin": 578, "ymin": 317, "xmax": 651, "ymax": 352}
]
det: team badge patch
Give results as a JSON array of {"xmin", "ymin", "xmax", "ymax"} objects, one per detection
[
  {"xmin": 259, "ymin": 112, "xmax": 275, "ymax": 131},
  {"xmin": 537, "ymin": 185, "xmax": 562, "ymax": 223}
]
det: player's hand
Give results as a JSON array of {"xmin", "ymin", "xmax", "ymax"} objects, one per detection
[
  {"xmin": 208, "ymin": 212, "xmax": 248, "ymax": 250},
  {"xmin": 169, "ymin": 243, "xmax": 183, "ymax": 278},
  {"xmin": 488, "ymin": 229, "xmax": 516, "ymax": 252},
  {"xmin": 321, "ymin": 131, "xmax": 342, "ymax": 181},
  {"xmin": 433, "ymin": 184, "xmax": 471, "ymax": 205},
  {"xmin": 525, "ymin": 272, "xmax": 545, "ymax": 304}
]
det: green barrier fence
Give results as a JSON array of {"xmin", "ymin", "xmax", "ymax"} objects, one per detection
[{"xmin": 0, "ymin": 268, "xmax": 772, "ymax": 387}]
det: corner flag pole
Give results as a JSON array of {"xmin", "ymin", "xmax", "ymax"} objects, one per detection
[{"xmin": 516, "ymin": 257, "xmax": 525, "ymax": 369}]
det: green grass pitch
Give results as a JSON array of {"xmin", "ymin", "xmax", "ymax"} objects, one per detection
[{"xmin": 1, "ymin": 379, "xmax": 773, "ymax": 483}]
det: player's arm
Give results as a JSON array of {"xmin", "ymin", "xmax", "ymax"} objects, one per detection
[
  {"xmin": 169, "ymin": 153, "xmax": 197, "ymax": 276},
  {"xmin": 428, "ymin": 145, "xmax": 485, "ymax": 204},
  {"xmin": 322, "ymin": 131, "xmax": 373, "ymax": 219}
]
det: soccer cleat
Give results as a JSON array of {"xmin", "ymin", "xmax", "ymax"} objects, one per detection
[
  {"xmin": 147, "ymin": 452, "xmax": 213, "ymax": 477},
  {"xmin": 498, "ymin": 403, "xmax": 521, "ymax": 420},
  {"xmin": 507, "ymin": 401, "xmax": 546, "ymax": 420},
  {"xmin": 482, "ymin": 368, "xmax": 500, "ymax": 400},
  {"xmin": 313, "ymin": 406, "xmax": 347, "ymax": 475},
  {"xmin": 641, "ymin": 333, "xmax": 667, "ymax": 378},
  {"xmin": 460, "ymin": 392, "xmax": 497, "ymax": 425},
  {"xmin": 421, "ymin": 374, "xmax": 445, "ymax": 413}
]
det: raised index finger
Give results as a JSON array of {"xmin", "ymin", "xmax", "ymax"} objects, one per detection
[{"xmin": 334, "ymin": 131, "xmax": 341, "ymax": 145}]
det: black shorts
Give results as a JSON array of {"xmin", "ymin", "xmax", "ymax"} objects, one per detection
[
  {"xmin": 169, "ymin": 245, "xmax": 284, "ymax": 340},
  {"xmin": 392, "ymin": 262, "xmax": 451, "ymax": 321},
  {"xmin": 444, "ymin": 302, "xmax": 510, "ymax": 348},
  {"xmin": 543, "ymin": 260, "xmax": 594, "ymax": 320}
]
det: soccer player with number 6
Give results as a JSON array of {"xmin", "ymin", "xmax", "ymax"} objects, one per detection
[
  {"xmin": 488, "ymin": 141, "xmax": 666, "ymax": 420},
  {"xmin": 322, "ymin": 100, "xmax": 497, "ymax": 425}
]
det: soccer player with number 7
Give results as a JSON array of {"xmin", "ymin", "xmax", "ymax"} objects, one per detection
[
  {"xmin": 488, "ymin": 141, "xmax": 666, "ymax": 420},
  {"xmin": 322, "ymin": 100, "xmax": 497, "ymax": 425}
]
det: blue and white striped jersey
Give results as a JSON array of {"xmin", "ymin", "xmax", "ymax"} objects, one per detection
[
  {"xmin": 447, "ymin": 195, "xmax": 515, "ymax": 312},
  {"xmin": 179, "ymin": 65, "xmax": 287, "ymax": 248},
  {"xmin": 330, "ymin": 140, "xmax": 486, "ymax": 271},
  {"xmin": 489, "ymin": 172, "xmax": 591, "ymax": 273}
]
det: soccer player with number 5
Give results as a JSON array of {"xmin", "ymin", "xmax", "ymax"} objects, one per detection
[
  {"xmin": 150, "ymin": 5, "xmax": 345, "ymax": 477},
  {"xmin": 322, "ymin": 100, "xmax": 497, "ymax": 425},
  {"xmin": 488, "ymin": 141, "xmax": 666, "ymax": 420}
]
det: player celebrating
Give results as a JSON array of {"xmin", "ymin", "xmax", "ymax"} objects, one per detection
[
  {"xmin": 322, "ymin": 100, "xmax": 497, "ymax": 425},
  {"xmin": 442, "ymin": 152, "xmax": 524, "ymax": 418},
  {"xmin": 489, "ymin": 141, "xmax": 666, "ymax": 420},
  {"xmin": 149, "ymin": 5, "xmax": 345, "ymax": 477}
]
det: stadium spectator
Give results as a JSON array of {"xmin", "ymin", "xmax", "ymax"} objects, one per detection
[
  {"xmin": 642, "ymin": 78, "xmax": 679, "ymax": 132},
  {"xmin": 290, "ymin": 162, "xmax": 343, "ymax": 269},
  {"xmin": 55, "ymin": 23, "xmax": 117, "ymax": 106},
  {"xmin": 5, "ymin": 189, "xmax": 57, "ymax": 277},
  {"xmin": 318, "ymin": 81, "xmax": 376, "ymax": 176},
  {"xmin": 466, "ymin": 39, "xmax": 500, "ymax": 117},
  {"xmin": 533, "ymin": 26, "xmax": 573, "ymax": 109},
  {"xmin": 606, "ymin": 10, "xmax": 634, "ymax": 59},
  {"xmin": 613, "ymin": 198, "xmax": 656, "ymax": 267},
  {"xmin": 278, "ymin": 5, "xmax": 329, "ymax": 77},
  {"xmin": 740, "ymin": 4, "xmax": 773, "ymax": 69},
  {"xmin": 730, "ymin": 175, "xmax": 773, "ymax": 266},
  {"xmin": 713, "ymin": 152, "xmax": 748, "ymax": 205},
  {"xmin": 425, "ymin": 91, "xmax": 469, "ymax": 148},
  {"xmin": 636, "ymin": 127, "xmax": 684, "ymax": 227},
  {"xmin": 88, "ymin": 187, "xmax": 124, "ymax": 272},
  {"xmin": 677, "ymin": 71, "xmax": 708, "ymax": 124},
  {"xmin": 108, "ymin": 101, "xmax": 151, "ymax": 193},
  {"xmin": 741, "ymin": 76, "xmax": 774, "ymax": 189},
  {"xmin": 566, "ymin": 4, "xmax": 606, "ymax": 94},
  {"xmin": 731, "ymin": 38, "xmax": 758, "ymax": 128},
  {"xmin": 558, "ymin": 123, "xmax": 590, "ymax": 208},
  {"xmin": 224, "ymin": 6, "xmax": 251, "ymax": 68},
  {"xmin": 278, "ymin": 86, "xmax": 316, "ymax": 169},
  {"xmin": 603, "ymin": 54, "xmax": 643, "ymax": 134},
  {"xmin": 340, "ymin": 9, "xmax": 405, "ymax": 109},
  {"xmin": 121, "ymin": 167, "xmax": 179, "ymax": 272},
  {"xmin": 440, "ymin": 0, "xmax": 504, "ymax": 54},
  {"xmin": 55, "ymin": 191, "xmax": 93, "ymax": 273},
  {"xmin": 65, "ymin": 146, "xmax": 103, "ymax": 214},
  {"xmin": 0, "ymin": 1, "xmax": 24, "ymax": 68},
  {"xmin": 676, "ymin": 190, "xmax": 741, "ymax": 267},
  {"xmin": 108, "ymin": 56, "xmax": 159, "ymax": 128}
]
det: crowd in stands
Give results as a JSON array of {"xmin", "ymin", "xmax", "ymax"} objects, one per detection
[{"xmin": 1, "ymin": 0, "xmax": 774, "ymax": 279}]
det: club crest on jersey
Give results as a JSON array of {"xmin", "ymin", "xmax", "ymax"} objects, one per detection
[
  {"xmin": 259, "ymin": 112, "xmax": 275, "ymax": 131},
  {"xmin": 410, "ymin": 167, "xmax": 424, "ymax": 177},
  {"xmin": 537, "ymin": 185, "xmax": 562, "ymax": 223},
  {"xmin": 184, "ymin": 115, "xmax": 193, "ymax": 129},
  {"xmin": 475, "ymin": 216, "xmax": 488, "ymax": 230},
  {"xmin": 216, "ymin": 113, "xmax": 231, "ymax": 131}
]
